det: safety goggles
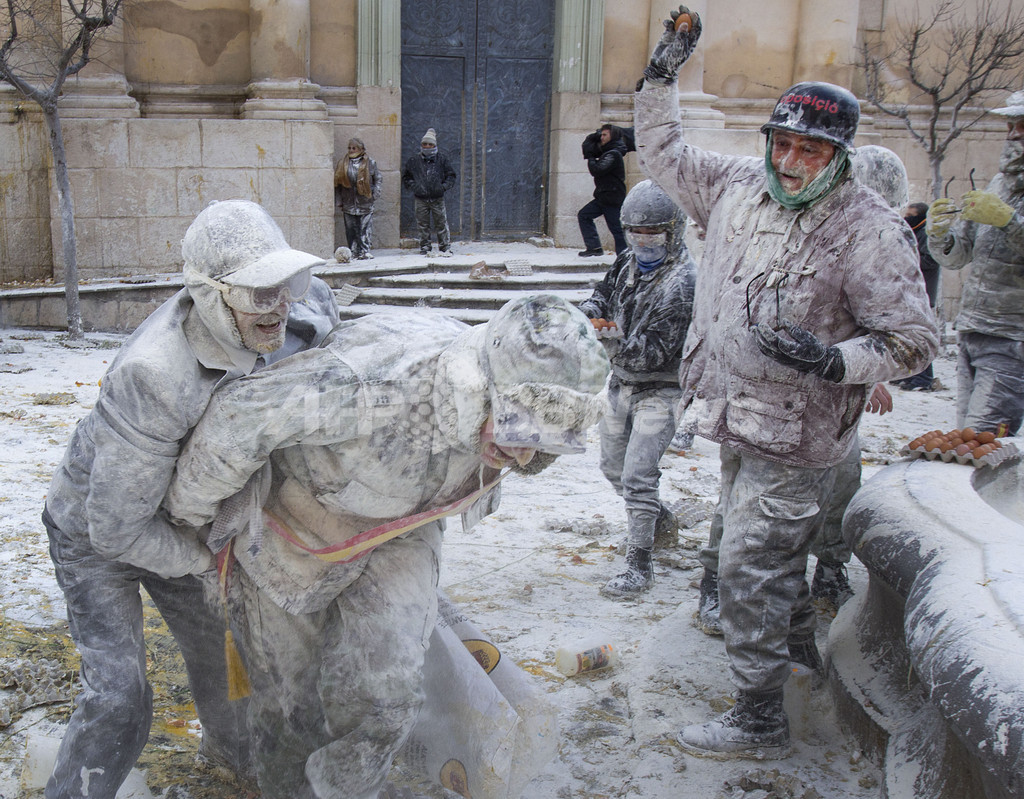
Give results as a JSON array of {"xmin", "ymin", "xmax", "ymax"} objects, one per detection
[
  {"xmin": 624, "ymin": 230, "xmax": 668, "ymax": 249},
  {"xmin": 187, "ymin": 268, "xmax": 311, "ymax": 314}
]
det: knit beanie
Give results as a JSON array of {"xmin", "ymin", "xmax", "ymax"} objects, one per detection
[{"xmin": 422, "ymin": 128, "xmax": 437, "ymax": 146}]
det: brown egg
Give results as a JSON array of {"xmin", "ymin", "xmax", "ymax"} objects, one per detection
[
  {"xmin": 939, "ymin": 440, "xmax": 958, "ymax": 452},
  {"xmin": 924, "ymin": 437, "xmax": 943, "ymax": 451},
  {"xmin": 991, "ymin": 438, "xmax": 1003, "ymax": 449},
  {"xmin": 955, "ymin": 443, "xmax": 972, "ymax": 457},
  {"xmin": 977, "ymin": 431, "xmax": 996, "ymax": 444},
  {"xmin": 674, "ymin": 11, "xmax": 692, "ymax": 31},
  {"xmin": 960, "ymin": 427, "xmax": 977, "ymax": 442},
  {"xmin": 947, "ymin": 429, "xmax": 961, "ymax": 440},
  {"xmin": 974, "ymin": 444, "xmax": 994, "ymax": 458},
  {"xmin": 909, "ymin": 437, "xmax": 925, "ymax": 449}
]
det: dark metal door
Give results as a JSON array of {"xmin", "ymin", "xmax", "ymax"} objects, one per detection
[{"xmin": 400, "ymin": 0, "xmax": 554, "ymax": 240}]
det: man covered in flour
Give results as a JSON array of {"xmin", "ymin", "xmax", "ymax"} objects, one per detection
[{"xmin": 163, "ymin": 295, "xmax": 610, "ymax": 798}]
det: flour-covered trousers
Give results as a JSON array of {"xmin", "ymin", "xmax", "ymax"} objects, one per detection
[
  {"xmin": 343, "ymin": 211, "xmax": 375, "ymax": 257},
  {"xmin": 43, "ymin": 508, "xmax": 250, "ymax": 799},
  {"xmin": 598, "ymin": 381, "xmax": 679, "ymax": 549},
  {"xmin": 700, "ymin": 436, "xmax": 858, "ymax": 572},
  {"xmin": 413, "ymin": 197, "xmax": 451, "ymax": 251},
  {"xmin": 237, "ymin": 522, "xmax": 442, "ymax": 799},
  {"xmin": 712, "ymin": 445, "xmax": 837, "ymax": 694},
  {"xmin": 956, "ymin": 331, "xmax": 1024, "ymax": 436}
]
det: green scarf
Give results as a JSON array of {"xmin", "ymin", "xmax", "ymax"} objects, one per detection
[{"xmin": 764, "ymin": 132, "xmax": 849, "ymax": 210}]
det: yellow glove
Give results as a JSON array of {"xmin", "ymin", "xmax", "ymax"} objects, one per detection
[
  {"xmin": 959, "ymin": 190, "xmax": 1014, "ymax": 228},
  {"xmin": 926, "ymin": 198, "xmax": 959, "ymax": 238}
]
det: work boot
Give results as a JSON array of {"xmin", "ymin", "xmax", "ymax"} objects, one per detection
[
  {"xmin": 787, "ymin": 632, "xmax": 824, "ymax": 681},
  {"xmin": 811, "ymin": 559, "xmax": 854, "ymax": 608},
  {"xmin": 653, "ymin": 504, "xmax": 679, "ymax": 549},
  {"xmin": 578, "ymin": 247, "xmax": 604, "ymax": 257},
  {"xmin": 600, "ymin": 545, "xmax": 654, "ymax": 598},
  {"xmin": 677, "ymin": 689, "xmax": 790, "ymax": 760},
  {"xmin": 694, "ymin": 569, "xmax": 723, "ymax": 636}
]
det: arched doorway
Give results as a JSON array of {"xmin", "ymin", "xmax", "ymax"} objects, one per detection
[{"xmin": 400, "ymin": 0, "xmax": 554, "ymax": 241}]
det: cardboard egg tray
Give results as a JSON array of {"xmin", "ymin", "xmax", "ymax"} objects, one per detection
[{"xmin": 900, "ymin": 440, "xmax": 1020, "ymax": 468}]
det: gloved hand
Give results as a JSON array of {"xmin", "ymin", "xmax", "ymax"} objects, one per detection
[
  {"xmin": 926, "ymin": 198, "xmax": 959, "ymax": 238},
  {"xmin": 642, "ymin": 5, "xmax": 703, "ymax": 86},
  {"xmin": 960, "ymin": 190, "xmax": 1015, "ymax": 228},
  {"xmin": 752, "ymin": 322, "xmax": 846, "ymax": 383}
]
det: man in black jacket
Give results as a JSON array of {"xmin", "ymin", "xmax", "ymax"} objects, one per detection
[
  {"xmin": 402, "ymin": 127, "xmax": 457, "ymax": 256},
  {"xmin": 577, "ymin": 124, "xmax": 628, "ymax": 257},
  {"xmin": 893, "ymin": 201, "xmax": 941, "ymax": 390}
]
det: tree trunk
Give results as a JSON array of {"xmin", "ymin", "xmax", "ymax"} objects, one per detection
[
  {"xmin": 930, "ymin": 155, "xmax": 944, "ymax": 202},
  {"xmin": 44, "ymin": 105, "xmax": 84, "ymax": 340}
]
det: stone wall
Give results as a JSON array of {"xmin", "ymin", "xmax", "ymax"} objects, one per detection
[{"xmin": 49, "ymin": 116, "xmax": 334, "ymax": 281}]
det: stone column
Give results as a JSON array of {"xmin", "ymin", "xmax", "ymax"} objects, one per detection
[
  {"xmin": 242, "ymin": 0, "xmax": 327, "ymax": 119},
  {"xmin": 59, "ymin": 13, "xmax": 139, "ymax": 119},
  {"xmin": 548, "ymin": 0, "xmax": 604, "ymax": 246},
  {"xmin": 792, "ymin": 0, "xmax": 861, "ymax": 88},
  {"xmin": 647, "ymin": 0, "xmax": 722, "ymax": 127}
]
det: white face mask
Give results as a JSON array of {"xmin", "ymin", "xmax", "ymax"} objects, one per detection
[{"xmin": 626, "ymin": 231, "xmax": 668, "ymax": 267}]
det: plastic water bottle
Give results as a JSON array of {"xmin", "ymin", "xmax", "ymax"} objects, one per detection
[{"xmin": 555, "ymin": 643, "xmax": 618, "ymax": 676}]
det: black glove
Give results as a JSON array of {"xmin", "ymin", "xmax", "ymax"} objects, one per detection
[
  {"xmin": 751, "ymin": 322, "xmax": 846, "ymax": 383},
  {"xmin": 642, "ymin": 5, "xmax": 703, "ymax": 86}
]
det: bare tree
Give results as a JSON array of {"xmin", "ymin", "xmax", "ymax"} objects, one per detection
[
  {"xmin": 1, "ymin": 0, "xmax": 126, "ymax": 339},
  {"xmin": 860, "ymin": 0, "xmax": 1024, "ymax": 200}
]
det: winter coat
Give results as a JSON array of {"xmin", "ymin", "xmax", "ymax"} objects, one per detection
[
  {"xmin": 588, "ymin": 137, "xmax": 628, "ymax": 207},
  {"xmin": 335, "ymin": 155, "xmax": 382, "ymax": 216},
  {"xmin": 164, "ymin": 313, "xmax": 500, "ymax": 613},
  {"xmin": 928, "ymin": 172, "xmax": 1024, "ymax": 341},
  {"xmin": 44, "ymin": 279, "xmax": 340, "ymax": 579},
  {"xmin": 402, "ymin": 151, "xmax": 457, "ymax": 200},
  {"xmin": 579, "ymin": 249, "xmax": 696, "ymax": 387},
  {"xmin": 634, "ymin": 82, "xmax": 939, "ymax": 468}
]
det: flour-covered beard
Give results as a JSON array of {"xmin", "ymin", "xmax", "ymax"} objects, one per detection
[
  {"xmin": 999, "ymin": 139, "xmax": 1024, "ymax": 175},
  {"xmin": 511, "ymin": 450, "xmax": 559, "ymax": 476}
]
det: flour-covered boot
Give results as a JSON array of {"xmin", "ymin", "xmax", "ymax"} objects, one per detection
[
  {"xmin": 787, "ymin": 632, "xmax": 824, "ymax": 682},
  {"xmin": 677, "ymin": 689, "xmax": 790, "ymax": 760},
  {"xmin": 811, "ymin": 559, "xmax": 854, "ymax": 608},
  {"xmin": 653, "ymin": 504, "xmax": 679, "ymax": 549},
  {"xmin": 600, "ymin": 545, "xmax": 654, "ymax": 598},
  {"xmin": 694, "ymin": 568, "xmax": 723, "ymax": 636}
]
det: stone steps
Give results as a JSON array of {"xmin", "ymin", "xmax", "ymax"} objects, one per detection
[{"xmin": 0, "ymin": 245, "xmax": 611, "ymax": 332}]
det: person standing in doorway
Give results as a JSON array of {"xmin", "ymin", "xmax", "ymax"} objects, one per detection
[
  {"xmin": 403, "ymin": 127, "xmax": 457, "ymax": 257},
  {"xmin": 577, "ymin": 123, "xmax": 629, "ymax": 257}
]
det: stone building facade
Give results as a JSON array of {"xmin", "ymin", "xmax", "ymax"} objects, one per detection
[{"xmin": 0, "ymin": 0, "xmax": 1010, "ymax": 318}]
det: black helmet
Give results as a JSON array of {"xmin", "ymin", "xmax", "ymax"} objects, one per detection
[{"xmin": 760, "ymin": 82, "xmax": 860, "ymax": 152}]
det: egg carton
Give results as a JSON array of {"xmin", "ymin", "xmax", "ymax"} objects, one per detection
[
  {"xmin": 900, "ymin": 441, "xmax": 1020, "ymax": 468},
  {"xmin": 594, "ymin": 326, "xmax": 623, "ymax": 340},
  {"xmin": 335, "ymin": 283, "xmax": 365, "ymax": 307},
  {"xmin": 504, "ymin": 258, "xmax": 533, "ymax": 277}
]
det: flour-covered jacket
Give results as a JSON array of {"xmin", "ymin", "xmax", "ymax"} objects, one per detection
[
  {"xmin": 928, "ymin": 172, "xmax": 1024, "ymax": 341},
  {"xmin": 579, "ymin": 249, "xmax": 696, "ymax": 387},
  {"xmin": 44, "ymin": 279, "xmax": 340, "ymax": 578},
  {"xmin": 634, "ymin": 83, "xmax": 938, "ymax": 468},
  {"xmin": 164, "ymin": 313, "xmax": 500, "ymax": 614}
]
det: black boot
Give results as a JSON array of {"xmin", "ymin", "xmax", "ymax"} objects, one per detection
[
  {"xmin": 811, "ymin": 559, "xmax": 853, "ymax": 608},
  {"xmin": 600, "ymin": 545, "xmax": 654, "ymax": 598},
  {"xmin": 787, "ymin": 632, "xmax": 824, "ymax": 680},
  {"xmin": 578, "ymin": 247, "xmax": 604, "ymax": 257},
  {"xmin": 653, "ymin": 504, "xmax": 679, "ymax": 549},
  {"xmin": 694, "ymin": 569, "xmax": 723, "ymax": 636},
  {"xmin": 677, "ymin": 689, "xmax": 790, "ymax": 760}
]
